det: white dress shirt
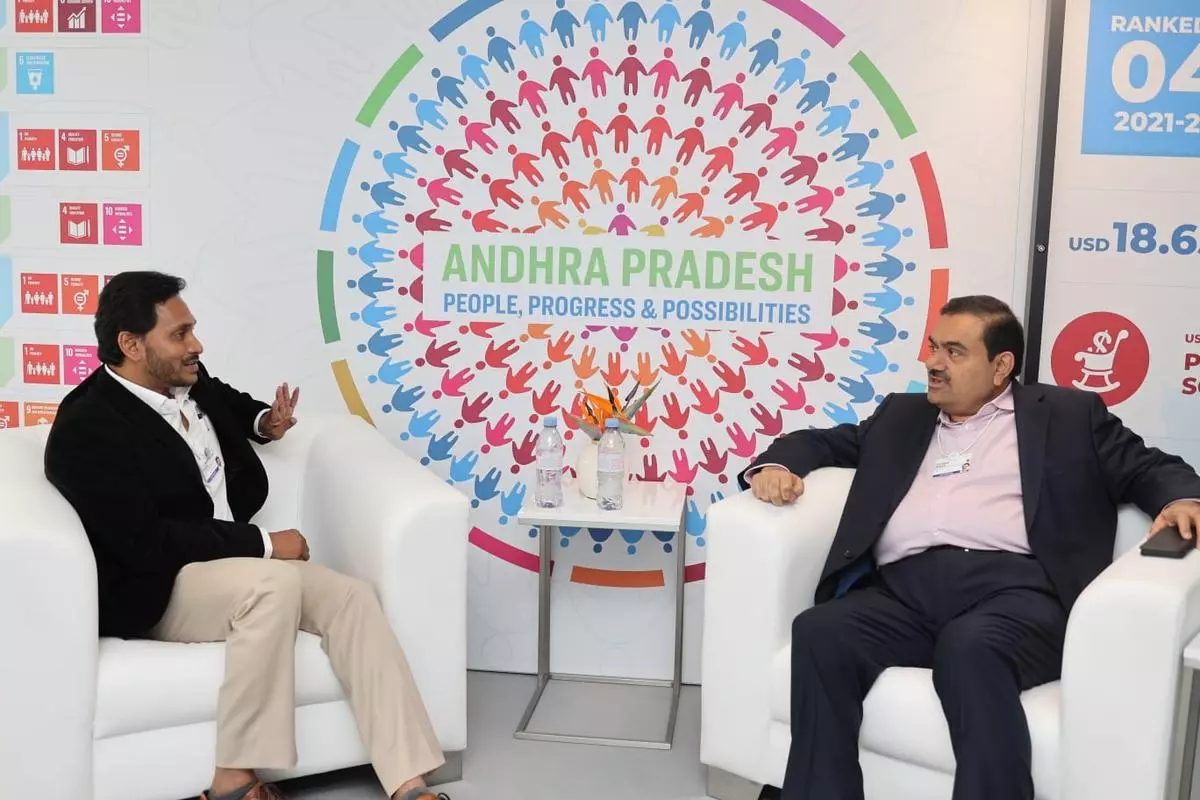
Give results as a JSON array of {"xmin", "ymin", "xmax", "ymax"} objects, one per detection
[{"xmin": 106, "ymin": 366, "xmax": 273, "ymax": 558}]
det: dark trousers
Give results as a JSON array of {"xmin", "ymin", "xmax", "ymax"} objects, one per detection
[{"xmin": 782, "ymin": 547, "xmax": 1068, "ymax": 800}]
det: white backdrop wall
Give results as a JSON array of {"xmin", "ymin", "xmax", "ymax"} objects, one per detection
[
  {"xmin": 0, "ymin": 0, "xmax": 1047, "ymax": 681},
  {"xmin": 1040, "ymin": 0, "xmax": 1200, "ymax": 470}
]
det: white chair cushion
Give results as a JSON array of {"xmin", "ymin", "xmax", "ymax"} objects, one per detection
[
  {"xmin": 94, "ymin": 632, "xmax": 345, "ymax": 739},
  {"xmin": 769, "ymin": 646, "xmax": 1062, "ymax": 796}
]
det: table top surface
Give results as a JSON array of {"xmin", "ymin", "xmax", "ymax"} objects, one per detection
[{"xmin": 517, "ymin": 478, "xmax": 688, "ymax": 531}]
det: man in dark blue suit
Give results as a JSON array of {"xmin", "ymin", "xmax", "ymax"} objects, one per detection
[{"xmin": 744, "ymin": 295, "xmax": 1200, "ymax": 800}]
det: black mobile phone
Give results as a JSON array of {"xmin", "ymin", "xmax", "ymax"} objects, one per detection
[{"xmin": 1140, "ymin": 526, "xmax": 1196, "ymax": 559}]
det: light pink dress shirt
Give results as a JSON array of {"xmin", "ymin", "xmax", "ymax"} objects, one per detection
[{"xmin": 874, "ymin": 385, "xmax": 1029, "ymax": 565}]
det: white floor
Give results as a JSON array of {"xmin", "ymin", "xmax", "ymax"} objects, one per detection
[{"xmin": 279, "ymin": 670, "xmax": 737, "ymax": 800}]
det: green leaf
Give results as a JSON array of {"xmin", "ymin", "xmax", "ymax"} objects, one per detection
[
  {"xmin": 566, "ymin": 413, "xmax": 602, "ymax": 440},
  {"xmin": 623, "ymin": 377, "xmax": 662, "ymax": 417},
  {"xmin": 618, "ymin": 421, "xmax": 652, "ymax": 437}
]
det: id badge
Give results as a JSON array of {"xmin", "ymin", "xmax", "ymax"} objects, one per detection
[
  {"xmin": 202, "ymin": 453, "xmax": 224, "ymax": 487},
  {"xmin": 932, "ymin": 452, "xmax": 970, "ymax": 477}
]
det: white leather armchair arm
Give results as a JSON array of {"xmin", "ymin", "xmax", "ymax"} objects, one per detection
[
  {"xmin": 1060, "ymin": 541, "xmax": 1200, "ymax": 800},
  {"xmin": 0, "ymin": 456, "xmax": 100, "ymax": 800},
  {"xmin": 299, "ymin": 415, "xmax": 470, "ymax": 751},
  {"xmin": 700, "ymin": 468, "xmax": 855, "ymax": 784}
]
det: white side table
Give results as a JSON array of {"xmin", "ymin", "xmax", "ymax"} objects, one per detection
[{"xmin": 515, "ymin": 477, "xmax": 689, "ymax": 749}]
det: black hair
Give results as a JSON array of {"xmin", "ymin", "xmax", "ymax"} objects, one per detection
[
  {"xmin": 939, "ymin": 295, "xmax": 1025, "ymax": 379},
  {"xmin": 94, "ymin": 271, "xmax": 187, "ymax": 366}
]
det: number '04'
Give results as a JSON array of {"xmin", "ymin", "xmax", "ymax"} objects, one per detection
[{"xmin": 1111, "ymin": 41, "xmax": 1200, "ymax": 103}]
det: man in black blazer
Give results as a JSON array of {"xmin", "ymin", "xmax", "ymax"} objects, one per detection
[
  {"xmin": 44, "ymin": 272, "xmax": 448, "ymax": 800},
  {"xmin": 742, "ymin": 295, "xmax": 1200, "ymax": 800}
]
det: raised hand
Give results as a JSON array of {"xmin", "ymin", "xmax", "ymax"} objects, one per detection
[{"xmin": 260, "ymin": 383, "xmax": 300, "ymax": 441}]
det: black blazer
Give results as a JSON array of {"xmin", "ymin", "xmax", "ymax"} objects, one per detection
[
  {"xmin": 740, "ymin": 383, "xmax": 1200, "ymax": 612},
  {"xmin": 44, "ymin": 364, "xmax": 272, "ymax": 637}
]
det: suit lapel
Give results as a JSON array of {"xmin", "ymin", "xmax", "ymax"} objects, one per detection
[
  {"xmin": 881, "ymin": 400, "xmax": 940, "ymax": 522},
  {"xmin": 1014, "ymin": 383, "xmax": 1049, "ymax": 531},
  {"xmin": 95, "ymin": 368, "xmax": 203, "ymax": 483}
]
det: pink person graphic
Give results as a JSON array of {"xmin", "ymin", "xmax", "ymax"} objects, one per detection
[
  {"xmin": 740, "ymin": 200, "xmax": 788, "ymax": 233},
  {"xmin": 540, "ymin": 121, "xmax": 571, "ymax": 168},
  {"xmin": 641, "ymin": 104, "xmax": 673, "ymax": 155},
  {"xmin": 701, "ymin": 137, "xmax": 737, "ymax": 182},
  {"xmin": 508, "ymin": 144, "xmax": 544, "ymax": 186},
  {"xmin": 724, "ymin": 166, "xmax": 768, "ymax": 204},
  {"xmin": 781, "ymin": 152, "xmax": 827, "ymax": 186},
  {"xmin": 517, "ymin": 70, "xmax": 549, "ymax": 117},
  {"xmin": 437, "ymin": 145, "xmax": 478, "ymax": 179},
  {"xmin": 582, "ymin": 46, "xmax": 613, "ymax": 97},
  {"xmin": 762, "ymin": 121, "xmax": 806, "ymax": 160},
  {"xmin": 482, "ymin": 174, "xmax": 523, "ymax": 209},
  {"xmin": 674, "ymin": 117, "xmax": 706, "ymax": 165},
  {"xmin": 470, "ymin": 207, "xmax": 509, "ymax": 233},
  {"xmin": 681, "ymin": 56, "xmax": 713, "ymax": 107},
  {"xmin": 739, "ymin": 95, "xmax": 776, "ymax": 138},
  {"xmin": 608, "ymin": 203, "xmax": 637, "ymax": 235},
  {"xmin": 559, "ymin": 171, "xmax": 590, "ymax": 212},
  {"xmin": 711, "ymin": 72, "xmax": 746, "ymax": 120},
  {"xmin": 486, "ymin": 90, "xmax": 520, "ymax": 133},
  {"xmin": 571, "ymin": 109, "xmax": 604, "ymax": 159},
  {"xmin": 548, "ymin": 55, "xmax": 581, "ymax": 104},
  {"xmin": 418, "ymin": 177, "xmax": 462, "ymax": 208},
  {"xmin": 805, "ymin": 217, "xmax": 854, "ymax": 244},
  {"xmin": 794, "ymin": 184, "xmax": 843, "ymax": 216},
  {"xmin": 649, "ymin": 47, "xmax": 680, "ymax": 98},
  {"xmin": 607, "ymin": 102, "xmax": 637, "ymax": 154},
  {"xmin": 616, "ymin": 44, "xmax": 646, "ymax": 95},
  {"xmin": 459, "ymin": 116, "xmax": 498, "ymax": 154},
  {"xmin": 407, "ymin": 209, "xmax": 451, "ymax": 234}
]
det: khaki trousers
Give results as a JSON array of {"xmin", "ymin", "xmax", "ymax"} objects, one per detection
[{"xmin": 151, "ymin": 558, "xmax": 444, "ymax": 795}]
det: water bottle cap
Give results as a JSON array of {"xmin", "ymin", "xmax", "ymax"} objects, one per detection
[
  {"xmin": 543, "ymin": 417, "xmax": 558, "ymax": 427},
  {"xmin": 605, "ymin": 418, "xmax": 620, "ymax": 429}
]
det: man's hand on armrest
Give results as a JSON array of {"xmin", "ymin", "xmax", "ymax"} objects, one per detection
[
  {"xmin": 268, "ymin": 529, "xmax": 310, "ymax": 560},
  {"xmin": 749, "ymin": 465, "xmax": 805, "ymax": 506}
]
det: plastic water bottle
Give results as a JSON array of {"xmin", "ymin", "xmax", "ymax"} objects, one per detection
[
  {"xmin": 597, "ymin": 418, "xmax": 625, "ymax": 511},
  {"xmin": 534, "ymin": 417, "xmax": 564, "ymax": 508}
]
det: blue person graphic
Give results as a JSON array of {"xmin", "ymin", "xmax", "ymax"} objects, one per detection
[
  {"xmin": 617, "ymin": 2, "xmax": 647, "ymax": 39},
  {"xmin": 349, "ymin": 240, "xmax": 394, "ymax": 268},
  {"xmin": 797, "ymin": 73, "xmax": 836, "ymax": 112},
  {"xmin": 862, "ymin": 254, "xmax": 915, "ymax": 284},
  {"xmin": 458, "ymin": 45, "xmax": 490, "ymax": 88},
  {"xmin": 863, "ymin": 285, "xmax": 905, "ymax": 314},
  {"xmin": 717, "ymin": 10, "xmax": 748, "ymax": 59},
  {"xmin": 486, "ymin": 26, "xmax": 517, "ymax": 72},
  {"xmin": 584, "ymin": 2, "xmax": 614, "ymax": 42},
  {"xmin": 349, "ymin": 269, "xmax": 394, "ymax": 299},
  {"xmin": 353, "ymin": 210, "xmax": 399, "ymax": 237},
  {"xmin": 685, "ymin": 0, "xmax": 714, "ymax": 48},
  {"xmin": 850, "ymin": 345, "xmax": 890, "ymax": 375},
  {"xmin": 389, "ymin": 122, "xmax": 430, "ymax": 154},
  {"xmin": 773, "ymin": 51, "xmax": 810, "ymax": 92},
  {"xmin": 747, "ymin": 28, "xmax": 781, "ymax": 75},
  {"xmin": 858, "ymin": 315, "xmax": 905, "ymax": 346},
  {"xmin": 862, "ymin": 222, "xmax": 913, "ymax": 252},
  {"xmin": 362, "ymin": 180, "xmax": 405, "ymax": 209},
  {"xmin": 433, "ymin": 68, "xmax": 468, "ymax": 108},
  {"xmin": 389, "ymin": 383, "xmax": 425, "ymax": 412},
  {"xmin": 354, "ymin": 299, "xmax": 397, "ymax": 329},
  {"xmin": 837, "ymin": 374, "xmax": 877, "ymax": 404},
  {"xmin": 519, "ymin": 10, "xmax": 549, "ymax": 57},
  {"xmin": 846, "ymin": 158, "xmax": 894, "ymax": 190},
  {"xmin": 409, "ymin": 93, "xmax": 447, "ymax": 130},
  {"xmin": 375, "ymin": 357, "xmax": 413, "ymax": 385},
  {"xmin": 551, "ymin": 0, "xmax": 581, "ymax": 47},
  {"xmin": 651, "ymin": 0, "xmax": 681, "ymax": 42},
  {"xmin": 817, "ymin": 99, "xmax": 859, "ymax": 136},
  {"xmin": 364, "ymin": 329, "xmax": 403, "ymax": 357},
  {"xmin": 833, "ymin": 129, "xmax": 879, "ymax": 162},
  {"xmin": 856, "ymin": 190, "xmax": 906, "ymax": 220},
  {"xmin": 822, "ymin": 401, "xmax": 859, "ymax": 426},
  {"xmin": 374, "ymin": 150, "xmax": 417, "ymax": 180}
]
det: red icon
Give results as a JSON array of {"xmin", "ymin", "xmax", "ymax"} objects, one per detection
[
  {"xmin": 0, "ymin": 402, "xmax": 18, "ymax": 431},
  {"xmin": 23, "ymin": 344, "xmax": 61, "ymax": 386},
  {"xmin": 57, "ymin": 0, "xmax": 96, "ymax": 32},
  {"xmin": 101, "ymin": 129, "xmax": 140, "ymax": 171},
  {"xmin": 20, "ymin": 273, "xmax": 59, "ymax": 315},
  {"xmin": 58, "ymin": 129, "xmax": 98, "ymax": 171},
  {"xmin": 16, "ymin": 129, "xmax": 55, "ymax": 170},
  {"xmin": 15, "ymin": 0, "xmax": 54, "ymax": 32},
  {"xmin": 63, "ymin": 344, "xmax": 100, "ymax": 386},
  {"xmin": 61, "ymin": 274, "xmax": 100, "ymax": 315},
  {"xmin": 1050, "ymin": 312, "xmax": 1150, "ymax": 407},
  {"xmin": 59, "ymin": 203, "xmax": 99, "ymax": 245}
]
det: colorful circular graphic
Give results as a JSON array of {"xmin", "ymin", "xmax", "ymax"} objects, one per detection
[
  {"xmin": 316, "ymin": 0, "xmax": 951, "ymax": 587},
  {"xmin": 1051, "ymin": 311, "xmax": 1149, "ymax": 407}
]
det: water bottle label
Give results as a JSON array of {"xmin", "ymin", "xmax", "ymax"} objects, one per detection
[{"xmin": 597, "ymin": 453, "xmax": 624, "ymax": 473}]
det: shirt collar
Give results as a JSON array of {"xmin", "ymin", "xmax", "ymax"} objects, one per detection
[
  {"xmin": 938, "ymin": 383, "xmax": 1014, "ymax": 426},
  {"xmin": 106, "ymin": 366, "xmax": 191, "ymax": 418}
]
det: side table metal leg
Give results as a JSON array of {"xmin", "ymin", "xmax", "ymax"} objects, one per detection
[
  {"xmin": 515, "ymin": 523, "xmax": 554, "ymax": 737},
  {"xmin": 665, "ymin": 506, "xmax": 687, "ymax": 746},
  {"xmin": 1177, "ymin": 668, "xmax": 1200, "ymax": 800}
]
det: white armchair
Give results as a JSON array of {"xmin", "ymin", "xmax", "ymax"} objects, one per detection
[
  {"xmin": 0, "ymin": 413, "xmax": 469, "ymax": 800},
  {"xmin": 701, "ymin": 468, "xmax": 1200, "ymax": 800}
]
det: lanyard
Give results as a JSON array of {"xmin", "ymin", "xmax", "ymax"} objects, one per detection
[{"xmin": 936, "ymin": 409, "xmax": 1000, "ymax": 458}]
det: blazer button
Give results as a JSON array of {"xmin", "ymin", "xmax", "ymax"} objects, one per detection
[{"xmin": 843, "ymin": 549, "xmax": 854, "ymax": 559}]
